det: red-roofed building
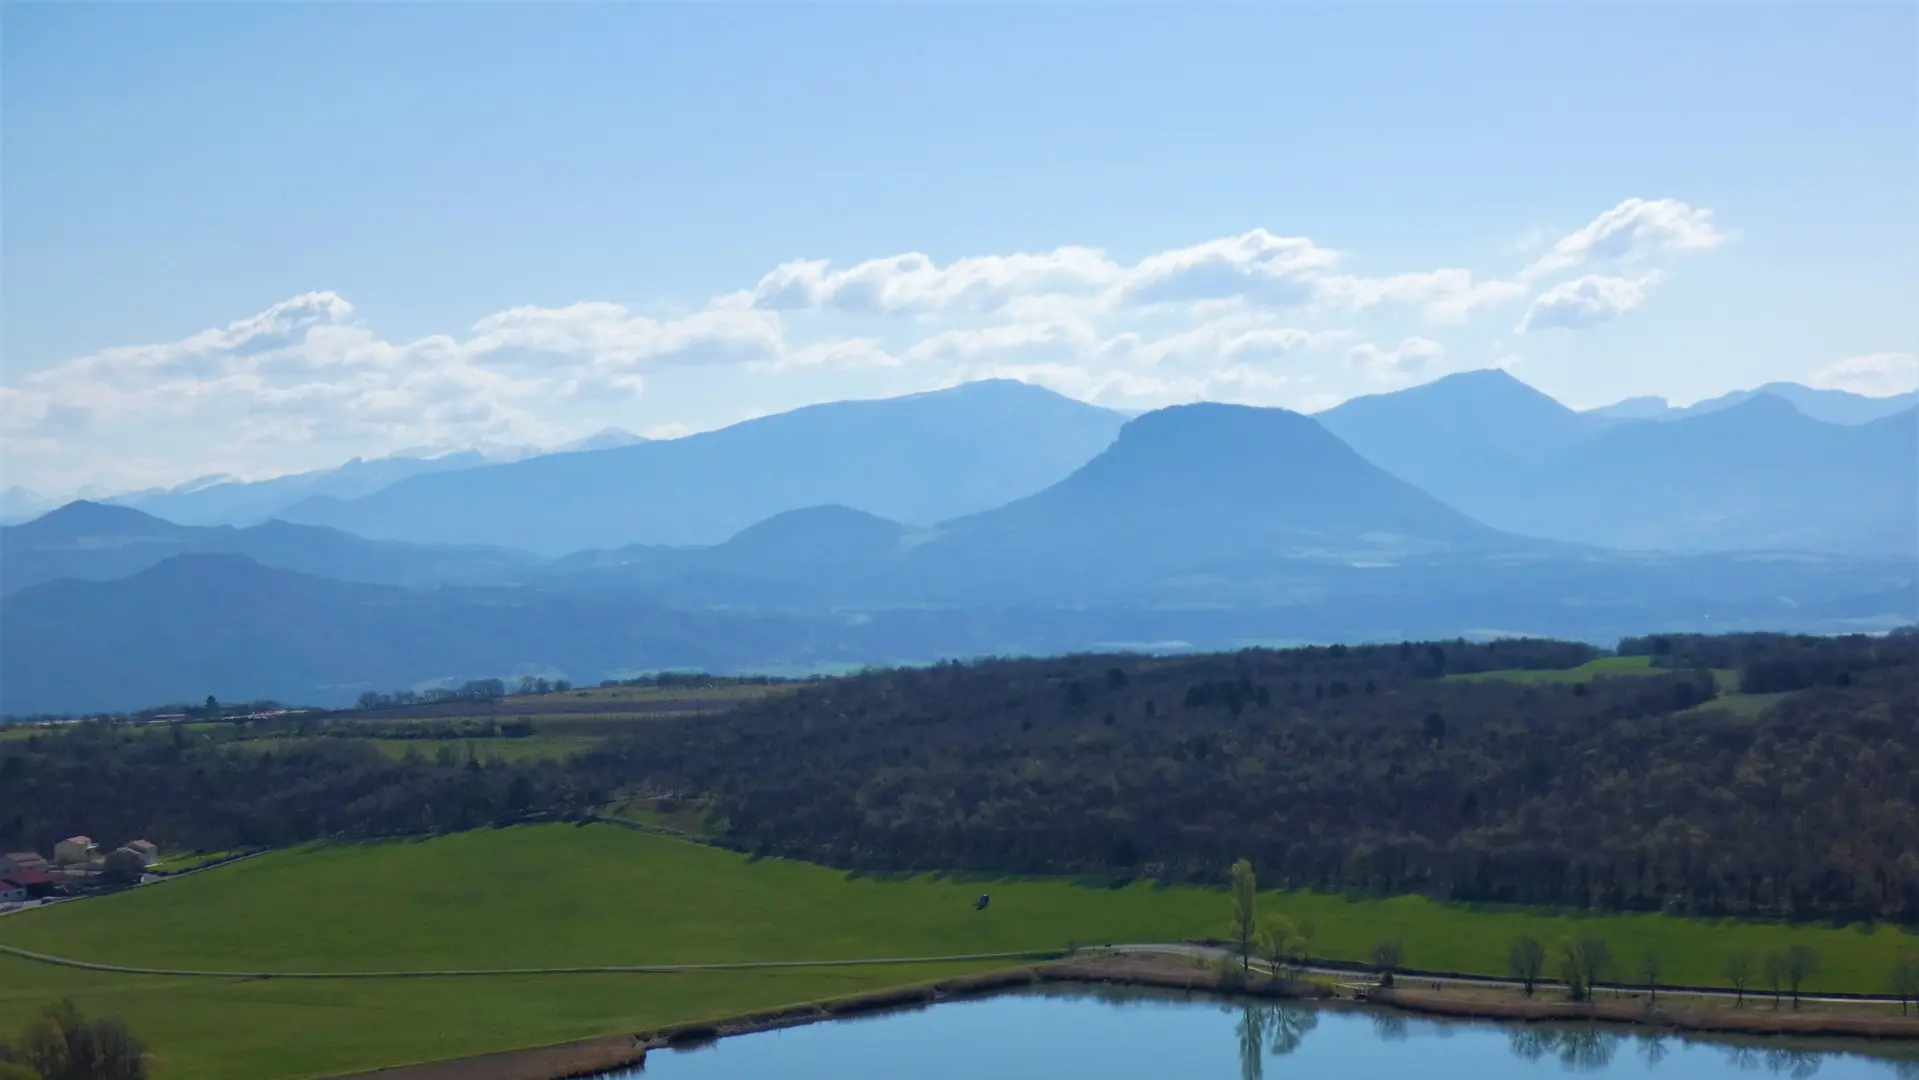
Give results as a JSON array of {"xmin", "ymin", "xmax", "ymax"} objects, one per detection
[{"xmin": 0, "ymin": 866, "xmax": 58, "ymax": 898}]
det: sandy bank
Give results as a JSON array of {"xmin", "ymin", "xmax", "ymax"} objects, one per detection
[
  {"xmin": 1366, "ymin": 987, "xmax": 1919, "ymax": 1040},
  {"xmin": 325, "ymin": 1035, "xmax": 648, "ymax": 1080}
]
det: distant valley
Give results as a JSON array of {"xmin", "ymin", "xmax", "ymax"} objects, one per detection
[{"xmin": 2, "ymin": 374, "xmax": 1912, "ymax": 714}]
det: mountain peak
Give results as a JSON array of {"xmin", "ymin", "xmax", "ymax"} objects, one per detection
[
  {"xmin": 946, "ymin": 402, "xmax": 1505, "ymax": 563},
  {"xmin": 13, "ymin": 500, "xmax": 180, "ymax": 538}
]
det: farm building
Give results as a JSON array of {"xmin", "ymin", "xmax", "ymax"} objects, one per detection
[
  {"xmin": 54, "ymin": 836, "xmax": 98, "ymax": 866},
  {"xmin": 0, "ymin": 851, "xmax": 49, "ymax": 876},
  {"xmin": 0, "ymin": 866, "xmax": 57, "ymax": 898}
]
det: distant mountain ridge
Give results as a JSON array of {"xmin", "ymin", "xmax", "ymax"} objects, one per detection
[
  {"xmin": 0, "ymin": 500, "xmax": 538, "ymax": 595},
  {"xmin": 4, "ymin": 543, "xmax": 1910, "ymax": 715},
  {"xmin": 110, "ymin": 451, "xmax": 493, "ymax": 527},
  {"xmin": 280, "ymin": 380, "xmax": 1128, "ymax": 554},
  {"xmin": 1319, "ymin": 370, "xmax": 1917, "ymax": 556},
  {"xmin": 1587, "ymin": 382, "xmax": 1918, "ymax": 425}
]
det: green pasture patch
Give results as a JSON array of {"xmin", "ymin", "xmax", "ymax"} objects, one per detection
[{"xmin": 3, "ymin": 824, "xmax": 1913, "ymax": 1078}]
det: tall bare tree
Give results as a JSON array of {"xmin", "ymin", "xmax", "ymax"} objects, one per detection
[
  {"xmin": 1723, "ymin": 952, "xmax": 1755, "ymax": 1008},
  {"xmin": 1639, "ymin": 948, "xmax": 1663, "ymax": 1007},
  {"xmin": 1783, "ymin": 946, "xmax": 1819, "ymax": 1010},
  {"xmin": 1888, "ymin": 952, "xmax": 1919, "ymax": 1017},
  {"xmin": 1228, "ymin": 858, "xmax": 1258, "ymax": 974},
  {"xmin": 1507, "ymin": 936, "xmax": 1545, "ymax": 997}
]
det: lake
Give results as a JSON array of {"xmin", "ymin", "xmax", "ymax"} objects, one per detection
[{"xmin": 622, "ymin": 986, "xmax": 1919, "ymax": 1079}]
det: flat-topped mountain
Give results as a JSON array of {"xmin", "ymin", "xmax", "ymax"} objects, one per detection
[{"xmin": 942, "ymin": 402, "xmax": 1509, "ymax": 563}]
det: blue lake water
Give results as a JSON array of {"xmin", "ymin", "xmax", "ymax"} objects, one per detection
[{"xmin": 622, "ymin": 987, "xmax": 1919, "ymax": 1079}]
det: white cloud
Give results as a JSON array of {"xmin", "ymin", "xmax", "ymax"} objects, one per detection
[
  {"xmin": 1099, "ymin": 319, "xmax": 1327, "ymax": 367},
  {"xmin": 1114, "ymin": 229, "xmax": 1338, "ymax": 309},
  {"xmin": 1522, "ymin": 198, "xmax": 1728, "ymax": 281},
  {"xmin": 1807, "ymin": 352, "xmax": 1918, "ymax": 396},
  {"xmin": 2, "ymin": 293, "xmax": 806, "ymax": 493},
  {"xmin": 1347, "ymin": 337, "xmax": 1445, "ymax": 379},
  {"xmin": 741, "ymin": 229, "xmax": 1493, "ymax": 319},
  {"xmin": 745, "ymin": 247, "xmax": 1117, "ymax": 314},
  {"xmin": 1516, "ymin": 273, "xmax": 1662, "ymax": 333},
  {"xmin": 7, "ymin": 197, "xmax": 1744, "ymax": 494},
  {"xmin": 1315, "ymin": 269, "xmax": 1527, "ymax": 323}
]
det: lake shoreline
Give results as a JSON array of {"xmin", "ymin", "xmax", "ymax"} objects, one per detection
[
  {"xmin": 320, "ymin": 952, "xmax": 1919, "ymax": 1080},
  {"xmin": 1365, "ymin": 985, "xmax": 1919, "ymax": 1041}
]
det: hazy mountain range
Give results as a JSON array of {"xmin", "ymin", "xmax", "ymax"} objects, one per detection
[
  {"xmin": 2, "ymin": 373, "xmax": 1912, "ymax": 713},
  {"xmin": 278, "ymin": 380, "xmax": 1127, "ymax": 553},
  {"xmin": 1587, "ymin": 382, "xmax": 1917, "ymax": 425},
  {"xmin": 1319, "ymin": 371, "xmax": 1916, "ymax": 555},
  {"xmin": 0, "ymin": 501, "xmax": 539, "ymax": 597}
]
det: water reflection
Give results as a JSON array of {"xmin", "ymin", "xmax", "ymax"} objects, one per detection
[
  {"xmin": 1719, "ymin": 1045, "xmax": 1830, "ymax": 1077},
  {"xmin": 1505, "ymin": 1027, "xmax": 1622, "ymax": 1071},
  {"xmin": 626, "ymin": 987, "xmax": 1919, "ymax": 1080},
  {"xmin": 1232, "ymin": 1004, "xmax": 1319, "ymax": 1080},
  {"xmin": 1764, "ymin": 1048, "xmax": 1823, "ymax": 1078}
]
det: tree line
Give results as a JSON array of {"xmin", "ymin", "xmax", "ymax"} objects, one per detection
[
  {"xmin": 6, "ymin": 632, "xmax": 1914, "ymax": 924},
  {"xmin": 1226, "ymin": 859, "xmax": 1919, "ymax": 1013},
  {"xmin": 583, "ymin": 633, "xmax": 1919, "ymax": 921},
  {"xmin": 0, "ymin": 1001, "xmax": 147, "ymax": 1080},
  {"xmin": 0, "ymin": 720, "xmax": 599, "ymax": 856}
]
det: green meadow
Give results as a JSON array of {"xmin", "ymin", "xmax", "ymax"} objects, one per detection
[
  {"xmin": 233, "ymin": 734, "xmax": 601, "ymax": 764},
  {"xmin": 1, "ymin": 824, "xmax": 1913, "ymax": 1078},
  {"xmin": 1453, "ymin": 655, "xmax": 1747, "ymax": 695}
]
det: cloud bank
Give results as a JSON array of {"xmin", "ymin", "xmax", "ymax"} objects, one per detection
[{"xmin": 5, "ymin": 198, "xmax": 1740, "ymax": 494}]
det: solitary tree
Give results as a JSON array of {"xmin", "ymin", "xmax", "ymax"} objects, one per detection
[
  {"xmin": 1228, "ymin": 859, "xmax": 1259, "ymax": 974},
  {"xmin": 1783, "ymin": 945, "xmax": 1819, "ymax": 1010},
  {"xmin": 1294, "ymin": 920, "xmax": 1318, "ymax": 970},
  {"xmin": 1888, "ymin": 952, "xmax": 1919, "ymax": 1017},
  {"xmin": 1259, "ymin": 914, "xmax": 1297, "ymax": 980},
  {"xmin": 1557, "ymin": 937, "xmax": 1613, "ymax": 1002},
  {"xmin": 1507, "ymin": 936, "xmax": 1546, "ymax": 997},
  {"xmin": 1764, "ymin": 952, "xmax": 1787, "ymax": 1009},
  {"xmin": 1723, "ymin": 952, "xmax": 1755, "ymax": 1008},
  {"xmin": 1639, "ymin": 948, "xmax": 1664, "ymax": 1007},
  {"xmin": 1371, "ymin": 940, "xmax": 1405, "ymax": 985}
]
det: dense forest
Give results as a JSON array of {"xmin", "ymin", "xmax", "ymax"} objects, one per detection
[
  {"xmin": 586, "ymin": 632, "xmax": 1919, "ymax": 921},
  {"xmin": 4, "ymin": 631, "xmax": 1914, "ymax": 922},
  {"xmin": 0, "ymin": 725, "xmax": 596, "ymax": 855}
]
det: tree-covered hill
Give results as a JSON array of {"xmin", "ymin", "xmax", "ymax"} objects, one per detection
[{"xmin": 587, "ymin": 632, "xmax": 1919, "ymax": 921}]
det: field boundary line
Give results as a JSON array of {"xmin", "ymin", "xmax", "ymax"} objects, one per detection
[
  {"xmin": 1110, "ymin": 943, "xmax": 1917, "ymax": 1007},
  {"xmin": 0, "ymin": 942, "xmax": 1066, "ymax": 980}
]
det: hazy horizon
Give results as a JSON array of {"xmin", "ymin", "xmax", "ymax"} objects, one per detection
[{"xmin": 6, "ymin": 4, "xmax": 1915, "ymax": 497}]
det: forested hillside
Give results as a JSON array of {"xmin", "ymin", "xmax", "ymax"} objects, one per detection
[
  {"xmin": 6, "ymin": 632, "xmax": 1914, "ymax": 923},
  {"xmin": 588, "ymin": 632, "xmax": 1919, "ymax": 921}
]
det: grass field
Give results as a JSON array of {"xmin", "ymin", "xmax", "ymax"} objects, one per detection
[
  {"xmin": 2, "ymin": 824, "xmax": 1914, "ymax": 1078},
  {"xmin": 1453, "ymin": 655, "xmax": 1746, "ymax": 695},
  {"xmin": 1451, "ymin": 655, "xmax": 1659, "ymax": 683},
  {"xmin": 150, "ymin": 849, "xmax": 248, "ymax": 873},
  {"xmin": 241, "ymin": 735, "xmax": 601, "ymax": 763}
]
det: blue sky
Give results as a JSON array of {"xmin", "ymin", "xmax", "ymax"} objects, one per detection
[{"xmin": 4, "ymin": 3, "xmax": 1914, "ymax": 495}]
